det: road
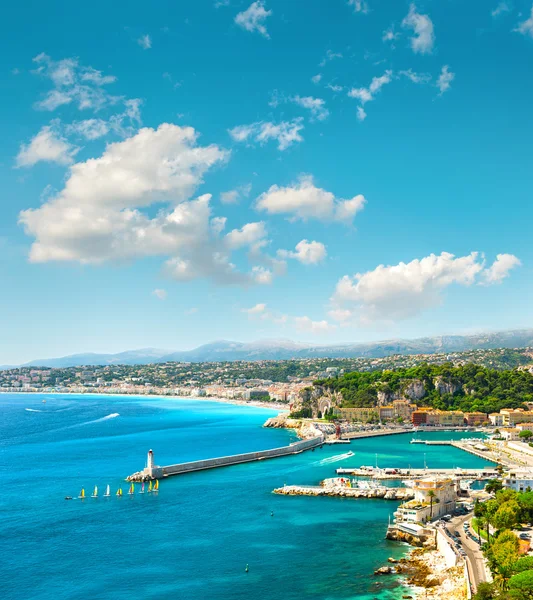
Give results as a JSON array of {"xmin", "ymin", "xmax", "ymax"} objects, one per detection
[{"xmin": 442, "ymin": 514, "xmax": 489, "ymax": 593}]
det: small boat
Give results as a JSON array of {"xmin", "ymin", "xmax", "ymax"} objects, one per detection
[
  {"xmin": 78, "ymin": 488, "xmax": 85, "ymax": 500},
  {"xmin": 116, "ymin": 487, "xmax": 123, "ymax": 497},
  {"xmin": 42, "ymin": 399, "xmax": 46, "ymax": 404},
  {"xmin": 104, "ymin": 485, "xmax": 110, "ymax": 498},
  {"xmin": 65, "ymin": 496, "xmax": 73, "ymax": 500},
  {"xmin": 128, "ymin": 483, "xmax": 135, "ymax": 495},
  {"xmin": 91, "ymin": 485, "xmax": 98, "ymax": 498},
  {"xmin": 153, "ymin": 480, "xmax": 159, "ymax": 493},
  {"xmin": 147, "ymin": 481, "xmax": 153, "ymax": 493},
  {"xmin": 139, "ymin": 482, "xmax": 145, "ymax": 494}
]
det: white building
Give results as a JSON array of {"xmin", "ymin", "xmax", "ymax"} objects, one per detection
[
  {"xmin": 503, "ymin": 469, "xmax": 533, "ymax": 492},
  {"xmin": 395, "ymin": 477, "xmax": 456, "ymax": 524}
]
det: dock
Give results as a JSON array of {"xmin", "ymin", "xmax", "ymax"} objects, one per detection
[
  {"xmin": 127, "ymin": 435, "xmax": 325, "ymax": 481},
  {"xmin": 335, "ymin": 467, "xmax": 499, "ymax": 479}
]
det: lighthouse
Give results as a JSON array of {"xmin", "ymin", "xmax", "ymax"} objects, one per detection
[{"xmin": 146, "ymin": 449, "xmax": 155, "ymax": 477}]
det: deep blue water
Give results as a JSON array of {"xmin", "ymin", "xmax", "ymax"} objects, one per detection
[{"xmin": 0, "ymin": 393, "xmax": 493, "ymax": 600}]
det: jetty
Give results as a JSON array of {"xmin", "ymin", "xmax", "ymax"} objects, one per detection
[
  {"xmin": 274, "ymin": 484, "xmax": 414, "ymax": 500},
  {"xmin": 335, "ymin": 466, "xmax": 499, "ymax": 479},
  {"xmin": 127, "ymin": 436, "xmax": 324, "ymax": 481}
]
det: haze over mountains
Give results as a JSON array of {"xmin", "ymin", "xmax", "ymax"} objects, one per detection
[{"xmin": 4, "ymin": 329, "xmax": 533, "ymax": 369}]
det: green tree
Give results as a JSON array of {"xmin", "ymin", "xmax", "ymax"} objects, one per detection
[
  {"xmin": 492, "ymin": 502, "xmax": 521, "ymax": 531},
  {"xmin": 508, "ymin": 570, "xmax": 533, "ymax": 600},
  {"xmin": 487, "ymin": 479, "xmax": 504, "ymax": 494},
  {"xmin": 512, "ymin": 557, "xmax": 533, "ymax": 575},
  {"xmin": 519, "ymin": 430, "xmax": 533, "ymax": 440},
  {"xmin": 427, "ymin": 489, "xmax": 437, "ymax": 519}
]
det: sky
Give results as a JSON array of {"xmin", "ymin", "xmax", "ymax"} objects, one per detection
[{"xmin": 1, "ymin": 0, "xmax": 533, "ymax": 364}]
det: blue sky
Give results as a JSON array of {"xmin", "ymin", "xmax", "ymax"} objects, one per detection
[{"xmin": 1, "ymin": 0, "xmax": 533, "ymax": 363}]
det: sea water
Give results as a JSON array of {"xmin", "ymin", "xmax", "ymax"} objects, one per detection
[{"xmin": 0, "ymin": 393, "xmax": 493, "ymax": 600}]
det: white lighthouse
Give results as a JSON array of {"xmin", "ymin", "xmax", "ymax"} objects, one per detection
[{"xmin": 146, "ymin": 449, "xmax": 155, "ymax": 477}]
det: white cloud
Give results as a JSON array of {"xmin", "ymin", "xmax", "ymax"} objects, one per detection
[
  {"xmin": 224, "ymin": 222, "xmax": 267, "ymax": 250},
  {"xmin": 32, "ymin": 53, "xmax": 121, "ymax": 113},
  {"xmin": 482, "ymin": 254, "xmax": 521, "ymax": 284},
  {"xmin": 235, "ymin": 1, "xmax": 272, "ymax": 38},
  {"xmin": 400, "ymin": 69, "xmax": 431, "ymax": 84},
  {"xmin": 16, "ymin": 124, "xmax": 79, "ymax": 167},
  {"xmin": 348, "ymin": 70, "xmax": 393, "ymax": 105},
  {"xmin": 65, "ymin": 99, "xmax": 142, "ymax": 140},
  {"xmin": 436, "ymin": 65, "xmax": 455, "ymax": 95},
  {"xmin": 252, "ymin": 266, "xmax": 273, "ymax": 284},
  {"xmin": 278, "ymin": 239, "xmax": 327, "ymax": 265},
  {"xmin": 66, "ymin": 119, "xmax": 110, "ymax": 140},
  {"xmin": 515, "ymin": 6, "xmax": 533, "ymax": 37},
  {"xmin": 348, "ymin": 0, "xmax": 369, "ymax": 14},
  {"xmin": 402, "ymin": 4, "xmax": 435, "ymax": 54},
  {"xmin": 327, "ymin": 83, "xmax": 344, "ymax": 93},
  {"xmin": 356, "ymin": 106, "xmax": 367, "ymax": 121},
  {"xmin": 291, "ymin": 95, "xmax": 329, "ymax": 121},
  {"xmin": 152, "ymin": 288, "xmax": 167, "ymax": 300},
  {"xmin": 319, "ymin": 50, "xmax": 343, "ymax": 67},
  {"xmin": 242, "ymin": 303, "xmax": 267, "ymax": 315},
  {"xmin": 229, "ymin": 118, "xmax": 304, "ymax": 150},
  {"xmin": 382, "ymin": 26, "xmax": 399, "ymax": 43},
  {"xmin": 294, "ymin": 316, "xmax": 336, "ymax": 333},
  {"xmin": 137, "ymin": 34, "xmax": 152, "ymax": 50},
  {"xmin": 215, "ymin": 0, "xmax": 230, "ymax": 7},
  {"xmin": 331, "ymin": 251, "xmax": 520, "ymax": 323},
  {"xmin": 256, "ymin": 174, "xmax": 365, "ymax": 223},
  {"xmin": 491, "ymin": 2, "xmax": 510, "ymax": 17},
  {"xmin": 311, "ymin": 74, "xmax": 322, "ymax": 84},
  {"xmin": 220, "ymin": 183, "xmax": 252, "ymax": 204},
  {"xmin": 328, "ymin": 308, "xmax": 353, "ymax": 323}
]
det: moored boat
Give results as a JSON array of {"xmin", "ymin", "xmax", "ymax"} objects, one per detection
[
  {"xmin": 78, "ymin": 488, "xmax": 85, "ymax": 499},
  {"xmin": 128, "ymin": 483, "xmax": 135, "ymax": 495},
  {"xmin": 116, "ymin": 487, "xmax": 123, "ymax": 497}
]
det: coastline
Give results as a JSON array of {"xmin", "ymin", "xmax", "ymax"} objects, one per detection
[{"xmin": 1, "ymin": 389, "xmax": 288, "ymax": 413}]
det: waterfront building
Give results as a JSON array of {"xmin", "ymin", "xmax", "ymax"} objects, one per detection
[
  {"xmin": 500, "ymin": 428, "xmax": 521, "ymax": 441},
  {"xmin": 244, "ymin": 389, "xmax": 270, "ymax": 401},
  {"xmin": 394, "ymin": 477, "xmax": 456, "ymax": 523},
  {"xmin": 338, "ymin": 407, "xmax": 379, "ymax": 423},
  {"xmin": 503, "ymin": 469, "xmax": 533, "ymax": 492},
  {"xmin": 412, "ymin": 409, "xmax": 428, "ymax": 426},
  {"xmin": 412, "ymin": 409, "xmax": 465, "ymax": 427},
  {"xmin": 464, "ymin": 412, "xmax": 488, "ymax": 426},
  {"xmin": 378, "ymin": 400, "xmax": 417, "ymax": 422},
  {"xmin": 489, "ymin": 412, "xmax": 506, "ymax": 426}
]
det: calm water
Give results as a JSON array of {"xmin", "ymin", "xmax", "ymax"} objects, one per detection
[{"xmin": 0, "ymin": 393, "xmax": 493, "ymax": 600}]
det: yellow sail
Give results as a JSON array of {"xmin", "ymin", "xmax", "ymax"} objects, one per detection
[
  {"xmin": 129, "ymin": 483, "xmax": 134, "ymax": 494},
  {"xmin": 148, "ymin": 481, "xmax": 153, "ymax": 492},
  {"xmin": 116, "ymin": 487, "xmax": 122, "ymax": 496},
  {"xmin": 79, "ymin": 488, "xmax": 85, "ymax": 498},
  {"xmin": 154, "ymin": 480, "xmax": 159, "ymax": 491}
]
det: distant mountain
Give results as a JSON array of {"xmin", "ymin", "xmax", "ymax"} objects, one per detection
[{"xmin": 5, "ymin": 329, "xmax": 533, "ymax": 368}]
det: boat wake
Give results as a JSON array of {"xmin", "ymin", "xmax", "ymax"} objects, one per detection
[
  {"xmin": 25, "ymin": 408, "xmax": 43, "ymax": 413},
  {"xmin": 317, "ymin": 451, "xmax": 354, "ymax": 466},
  {"xmin": 73, "ymin": 413, "xmax": 120, "ymax": 427}
]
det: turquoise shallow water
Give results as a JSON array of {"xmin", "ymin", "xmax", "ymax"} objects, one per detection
[{"xmin": 0, "ymin": 393, "xmax": 493, "ymax": 600}]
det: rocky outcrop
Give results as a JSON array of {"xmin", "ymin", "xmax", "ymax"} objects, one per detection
[
  {"xmin": 376, "ymin": 379, "xmax": 426, "ymax": 404},
  {"xmin": 433, "ymin": 377, "xmax": 461, "ymax": 396},
  {"xmin": 386, "ymin": 528, "xmax": 435, "ymax": 548},
  {"xmin": 264, "ymin": 414, "xmax": 324, "ymax": 440},
  {"xmin": 274, "ymin": 484, "xmax": 414, "ymax": 500}
]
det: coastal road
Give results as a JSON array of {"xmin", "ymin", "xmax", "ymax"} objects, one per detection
[{"xmin": 443, "ymin": 514, "xmax": 488, "ymax": 593}]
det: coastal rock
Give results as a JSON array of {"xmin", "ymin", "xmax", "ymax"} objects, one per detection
[
  {"xmin": 388, "ymin": 557, "xmax": 398, "ymax": 563},
  {"xmin": 433, "ymin": 377, "xmax": 461, "ymax": 396},
  {"xmin": 374, "ymin": 566, "xmax": 394, "ymax": 575}
]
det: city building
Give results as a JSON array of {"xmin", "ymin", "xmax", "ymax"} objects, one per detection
[
  {"xmin": 394, "ymin": 477, "xmax": 457, "ymax": 524},
  {"xmin": 338, "ymin": 407, "xmax": 379, "ymax": 423},
  {"xmin": 464, "ymin": 412, "xmax": 488, "ymax": 426},
  {"xmin": 503, "ymin": 469, "xmax": 533, "ymax": 492}
]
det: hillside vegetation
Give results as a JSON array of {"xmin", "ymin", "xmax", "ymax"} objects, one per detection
[{"xmin": 315, "ymin": 363, "xmax": 533, "ymax": 414}]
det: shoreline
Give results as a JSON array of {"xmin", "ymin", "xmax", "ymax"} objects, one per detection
[{"xmin": 1, "ymin": 389, "xmax": 288, "ymax": 412}]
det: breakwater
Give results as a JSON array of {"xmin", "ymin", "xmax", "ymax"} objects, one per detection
[
  {"xmin": 274, "ymin": 484, "xmax": 414, "ymax": 500},
  {"xmin": 127, "ymin": 435, "xmax": 324, "ymax": 481}
]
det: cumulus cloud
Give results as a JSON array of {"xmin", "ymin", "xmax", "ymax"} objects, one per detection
[
  {"xmin": 348, "ymin": 0, "xmax": 369, "ymax": 14},
  {"xmin": 137, "ymin": 34, "xmax": 152, "ymax": 50},
  {"xmin": 229, "ymin": 118, "xmax": 304, "ymax": 150},
  {"xmin": 256, "ymin": 175, "xmax": 365, "ymax": 223},
  {"xmin": 242, "ymin": 303, "xmax": 268, "ymax": 315},
  {"xmin": 436, "ymin": 65, "xmax": 455, "ymax": 95},
  {"xmin": 382, "ymin": 26, "xmax": 399, "ymax": 43},
  {"xmin": 356, "ymin": 106, "xmax": 367, "ymax": 121},
  {"xmin": 402, "ymin": 4, "xmax": 435, "ymax": 54},
  {"xmin": 482, "ymin": 254, "xmax": 521, "ymax": 284},
  {"xmin": 331, "ymin": 251, "xmax": 521, "ymax": 323},
  {"xmin": 220, "ymin": 183, "xmax": 252, "ymax": 204},
  {"xmin": 311, "ymin": 74, "xmax": 322, "ymax": 84},
  {"xmin": 235, "ymin": 1, "xmax": 272, "ymax": 38},
  {"xmin": 278, "ymin": 239, "xmax": 327, "ymax": 265},
  {"xmin": 152, "ymin": 288, "xmax": 167, "ymax": 300},
  {"xmin": 515, "ymin": 6, "xmax": 533, "ymax": 37},
  {"xmin": 18, "ymin": 124, "xmax": 280, "ymax": 286},
  {"xmin": 291, "ymin": 95, "xmax": 329, "ymax": 121},
  {"xmin": 16, "ymin": 124, "xmax": 79, "ymax": 167},
  {"xmin": 294, "ymin": 316, "xmax": 336, "ymax": 333}
]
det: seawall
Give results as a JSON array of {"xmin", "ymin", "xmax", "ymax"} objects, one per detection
[{"xmin": 127, "ymin": 435, "xmax": 324, "ymax": 481}]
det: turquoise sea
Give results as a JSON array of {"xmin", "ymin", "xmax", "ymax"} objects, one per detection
[{"xmin": 0, "ymin": 393, "xmax": 493, "ymax": 600}]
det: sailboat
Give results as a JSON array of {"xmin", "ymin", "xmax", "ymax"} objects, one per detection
[
  {"xmin": 91, "ymin": 485, "xmax": 98, "ymax": 498},
  {"xmin": 153, "ymin": 480, "xmax": 159, "ymax": 493},
  {"xmin": 128, "ymin": 483, "xmax": 135, "ymax": 495},
  {"xmin": 147, "ymin": 481, "xmax": 153, "ymax": 493},
  {"xmin": 78, "ymin": 488, "xmax": 85, "ymax": 500},
  {"xmin": 103, "ymin": 485, "xmax": 110, "ymax": 498},
  {"xmin": 116, "ymin": 487, "xmax": 123, "ymax": 497},
  {"xmin": 139, "ymin": 482, "xmax": 145, "ymax": 494}
]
